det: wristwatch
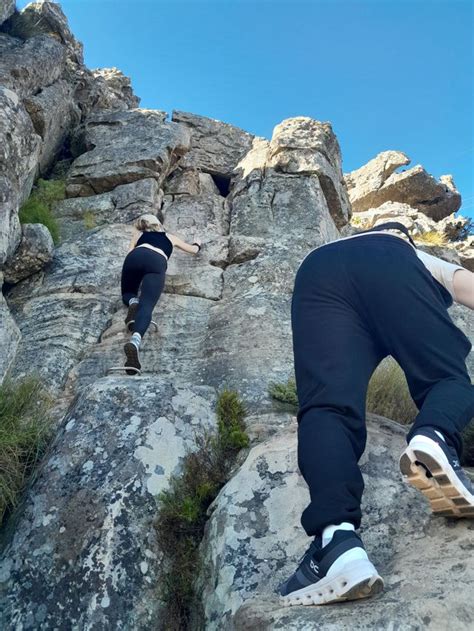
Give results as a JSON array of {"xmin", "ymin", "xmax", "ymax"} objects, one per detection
[{"xmin": 192, "ymin": 242, "xmax": 201, "ymax": 252}]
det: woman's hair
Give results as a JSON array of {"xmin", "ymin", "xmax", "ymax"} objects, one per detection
[{"xmin": 135, "ymin": 214, "xmax": 164, "ymax": 232}]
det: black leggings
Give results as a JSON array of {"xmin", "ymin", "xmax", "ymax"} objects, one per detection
[{"xmin": 121, "ymin": 247, "xmax": 167, "ymax": 336}]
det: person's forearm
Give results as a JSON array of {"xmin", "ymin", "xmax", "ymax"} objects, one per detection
[{"xmin": 453, "ymin": 269, "xmax": 474, "ymax": 309}]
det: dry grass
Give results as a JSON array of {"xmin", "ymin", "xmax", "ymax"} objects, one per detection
[
  {"xmin": 366, "ymin": 359, "xmax": 418, "ymax": 424},
  {"xmin": 0, "ymin": 376, "xmax": 53, "ymax": 525},
  {"xmin": 412, "ymin": 230, "xmax": 449, "ymax": 247}
]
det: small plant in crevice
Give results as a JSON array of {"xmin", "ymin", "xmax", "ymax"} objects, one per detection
[
  {"xmin": 19, "ymin": 178, "xmax": 65, "ymax": 245},
  {"xmin": 461, "ymin": 421, "xmax": 474, "ymax": 467},
  {"xmin": 413, "ymin": 230, "xmax": 449, "ymax": 247},
  {"xmin": 0, "ymin": 376, "xmax": 53, "ymax": 527},
  {"xmin": 83, "ymin": 210, "xmax": 97, "ymax": 230},
  {"xmin": 268, "ymin": 377, "xmax": 298, "ymax": 408},
  {"xmin": 154, "ymin": 389, "xmax": 249, "ymax": 631}
]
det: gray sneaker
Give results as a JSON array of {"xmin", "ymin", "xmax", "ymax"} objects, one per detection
[{"xmin": 399, "ymin": 427, "xmax": 474, "ymax": 517}]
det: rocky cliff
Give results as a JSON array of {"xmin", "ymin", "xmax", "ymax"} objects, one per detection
[{"xmin": 0, "ymin": 3, "xmax": 473, "ymax": 630}]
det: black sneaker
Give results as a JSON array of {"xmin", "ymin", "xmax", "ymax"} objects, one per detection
[
  {"xmin": 277, "ymin": 530, "xmax": 383, "ymax": 606},
  {"xmin": 125, "ymin": 302, "xmax": 139, "ymax": 332},
  {"xmin": 399, "ymin": 427, "xmax": 474, "ymax": 518},
  {"xmin": 123, "ymin": 341, "xmax": 141, "ymax": 375}
]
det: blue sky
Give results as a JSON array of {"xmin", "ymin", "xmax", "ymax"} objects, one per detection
[{"xmin": 19, "ymin": 0, "xmax": 473, "ymax": 219}]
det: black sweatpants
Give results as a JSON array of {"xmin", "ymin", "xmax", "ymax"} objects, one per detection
[
  {"xmin": 121, "ymin": 247, "xmax": 167, "ymax": 336},
  {"xmin": 291, "ymin": 234, "xmax": 474, "ymax": 537}
]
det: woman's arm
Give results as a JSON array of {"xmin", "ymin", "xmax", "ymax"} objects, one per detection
[
  {"xmin": 127, "ymin": 228, "xmax": 141, "ymax": 253},
  {"xmin": 453, "ymin": 268, "xmax": 474, "ymax": 309},
  {"xmin": 167, "ymin": 233, "xmax": 201, "ymax": 255}
]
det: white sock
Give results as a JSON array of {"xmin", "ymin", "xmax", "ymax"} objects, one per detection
[
  {"xmin": 130, "ymin": 332, "xmax": 141, "ymax": 348},
  {"xmin": 434, "ymin": 430, "xmax": 446, "ymax": 443},
  {"xmin": 129, "ymin": 297, "xmax": 139, "ymax": 306},
  {"xmin": 322, "ymin": 522, "xmax": 355, "ymax": 547}
]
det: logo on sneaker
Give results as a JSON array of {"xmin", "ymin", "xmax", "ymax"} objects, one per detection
[
  {"xmin": 309, "ymin": 559, "xmax": 319, "ymax": 575},
  {"xmin": 452, "ymin": 459, "xmax": 460, "ymax": 468}
]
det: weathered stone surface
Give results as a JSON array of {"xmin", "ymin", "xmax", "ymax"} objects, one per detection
[
  {"xmin": 0, "ymin": 34, "xmax": 66, "ymax": 99},
  {"xmin": 89, "ymin": 67, "xmax": 139, "ymax": 110},
  {"xmin": 0, "ymin": 273, "xmax": 21, "ymax": 383},
  {"xmin": 55, "ymin": 179, "xmax": 162, "ymax": 241},
  {"xmin": 0, "ymin": 0, "xmax": 14, "ymax": 26},
  {"xmin": 0, "ymin": 86, "xmax": 41, "ymax": 265},
  {"xmin": 24, "ymin": 79, "xmax": 80, "ymax": 173},
  {"xmin": 5, "ymin": 0, "xmax": 83, "ymax": 64},
  {"xmin": 7, "ymin": 224, "xmax": 133, "ymax": 392},
  {"xmin": 3, "ymin": 223, "xmax": 54, "ymax": 284},
  {"xmin": 197, "ymin": 416, "xmax": 474, "ymax": 630},
  {"xmin": 346, "ymin": 152, "xmax": 462, "ymax": 220},
  {"xmin": 267, "ymin": 117, "xmax": 351, "ymax": 229},
  {"xmin": 200, "ymin": 118, "xmax": 348, "ymax": 409},
  {"xmin": 172, "ymin": 110, "xmax": 255, "ymax": 177},
  {"xmin": 67, "ymin": 110, "xmax": 191, "ymax": 197},
  {"xmin": 0, "ymin": 378, "xmax": 217, "ymax": 631},
  {"xmin": 345, "ymin": 150, "xmax": 410, "ymax": 201}
]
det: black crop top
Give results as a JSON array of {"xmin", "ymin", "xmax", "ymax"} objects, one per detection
[{"xmin": 136, "ymin": 231, "xmax": 174, "ymax": 258}]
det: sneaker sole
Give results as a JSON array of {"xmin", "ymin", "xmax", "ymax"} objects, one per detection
[
  {"xmin": 399, "ymin": 435, "xmax": 474, "ymax": 518},
  {"xmin": 279, "ymin": 559, "xmax": 384, "ymax": 607},
  {"xmin": 123, "ymin": 342, "xmax": 141, "ymax": 376}
]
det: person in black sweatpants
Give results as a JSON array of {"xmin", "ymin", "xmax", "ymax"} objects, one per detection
[
  {"xmin": 278, "ymin": 229, "xmax": 474, "ymax": 606},
  {"xmin": 292, "ymin": 232, "xmax": 474, "ymax": 535}
]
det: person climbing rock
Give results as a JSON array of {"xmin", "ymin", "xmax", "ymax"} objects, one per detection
[
  {"xmin": 121, "ymin": 214, "xmax": 201, "ymax": 374},
  {"xmin": 279, "ymin": 220, "xmax": 474, "ymax": 606}
]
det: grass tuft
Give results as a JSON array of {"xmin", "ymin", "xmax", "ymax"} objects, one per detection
[
  {"xmin": 0, "ymin": 376, "xmax": 53, "ymax": 526},
  {"xmin": 462, "ymin": 422, "xmax": 474, "ymax": 467},
  {"xmin": 268, "ymin": 377, "xmax": 299, "ymax": 407},
  {"xmin": 413, "ymin": 230, "xmax": 449, "ymax": 247},
  {"xmin": 154, "ymin": 389, "xmax": 249, "ymax": 630},
  {"xmin": 19, "ymin": 178, "xmax": 65, "ymax": 245}
]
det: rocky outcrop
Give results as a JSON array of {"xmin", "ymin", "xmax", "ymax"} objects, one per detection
[
  {"xmin": 172, "ymin": 110, "xmax": 255, "ymax": 179},
  {"xmin": 66, "ymin": 109, "xmax": 190, "ymax": 197},
  {"xmin": 197, "ymin": 416, "xmax": 474, "ymax": 630},
  {"xmin": 1, "ymin": 4, "xmax": 473, "ymax": 629},
  {"xmin": 346, "ymin": 151, "xmax": 462, "ymax": 220},
  {"xmin": 0, "ymin": 0, "xmax": 14, "ymax": 26},
  {"xmin": 0, "ymin": 378, "xmax": 217, "ymax": 630},
  {"xmin": 3, "ymin": 223, "xmax": 54, "ymax": 284}
]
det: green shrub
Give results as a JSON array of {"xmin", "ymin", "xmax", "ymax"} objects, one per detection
[
  {"xmin": 269, "ymin": 360, "xmax": 417, "ymax": 425},
  {"xmin": 154, "ymin": 389, "xmax": 249, "ymax": 630},
  {"xmin": 19, "ymin": 178, "xmax": 65, "ymax": 245},
  {"xmin": 0, "ymin": 376, "xmax": 53, "ymax": 526},
  {"xmin": 268, "ymin": 377, "xmax": 298, "ymax": 407}
]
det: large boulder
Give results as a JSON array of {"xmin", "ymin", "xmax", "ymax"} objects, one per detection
[
  {"xmin": 171, "ymin": 110, "xmax": 255, "ymax": 178},
  {"xmin": 3, "ymin": 223, "xmax": 54, "ymax": 284},
  {"xmin": 0, "ymin": 378, "xmax": 217, "ymax": 630},
  {"xmin": 67, "ymin": 110, "xmax": 191, "ymax": 197},
  {"xmin": 346, "ymin": 152, "xmax": 462, "ymax": 220},
  {"xmin": 55, "ymin": 178, "xmax": 162, "ymax": 242},
  {"xmin": 4, "ymin": 1, "xmax": 84, "ymax": 64},
  {"xmin": 200, "ymin": 118, "xmax": 350, "ymax": 410},
  {"xmin": 0, "ymin": 0, "xmax": 14, "ymax": 26},
  {"xmin": 197, "ymin": 416, "xmax": 474, "ymax": 630},
  {"xmin": 0, "ymin": 86, "xmax": 41, "ymax": 265}
]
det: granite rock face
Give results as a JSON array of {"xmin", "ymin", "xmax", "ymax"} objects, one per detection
[
  {"xmin": 172, "ymin": 110, "xmax": 255, "ymax": 178},
  {"xmin": 67, "ymin": 109, "xmax": 191, "ymax": 197},
  {"xmin": 346, "ymin": 151, "xmax": 462, "ymax": 220},
  {"xmin": 0, "ymin": 0, "xmax": 14, "ymax": 25},
  {"xmin": 197, "ymin": 416, "xmax": 474, "ymax": 631},
  {"xmin": 3, "ymin": 223, "xmax": 54, "ymax": 284},
  {"xmin": 0, "ymin": 378, "xmax": 217, "ymax": 630},
  {"xmin": 0, "ymin": 273, "xmax": 21, "ymax": 383}
]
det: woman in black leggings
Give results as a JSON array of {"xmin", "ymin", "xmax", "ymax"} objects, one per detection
[{"xmin": 121, "ymin": 214, "xmax": 201, "ymax": 373}]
